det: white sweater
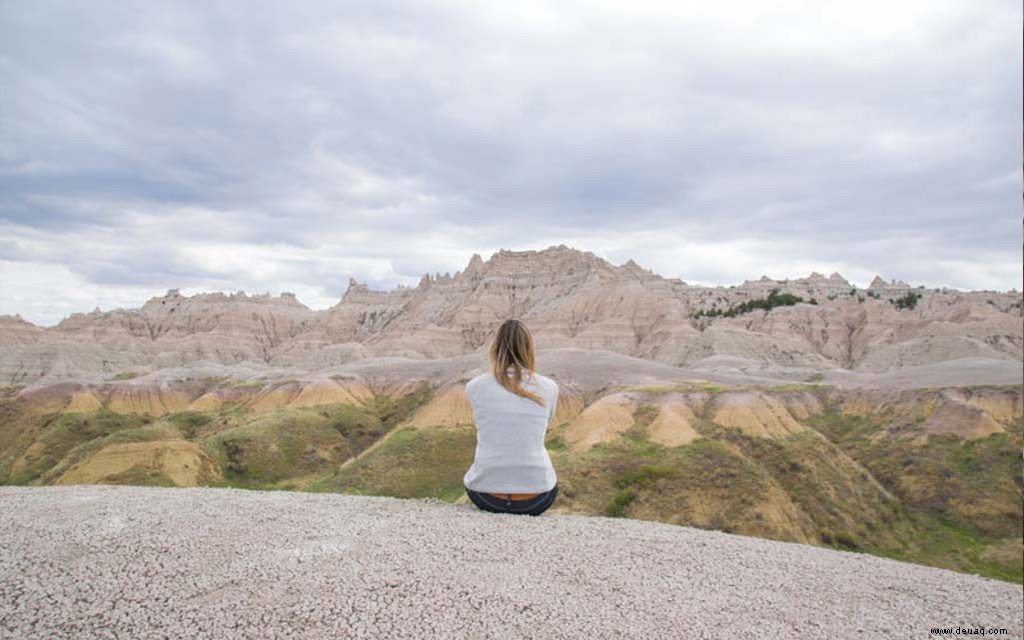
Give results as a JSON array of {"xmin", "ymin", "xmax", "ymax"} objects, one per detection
[{"xmin": 462, "ymin": 370, "xmax": 559, "ymax": 493}]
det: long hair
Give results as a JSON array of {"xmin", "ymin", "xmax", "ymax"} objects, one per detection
[{"xmin": 489, "ymin": 318, "xmax": 546, "ymax": 407}]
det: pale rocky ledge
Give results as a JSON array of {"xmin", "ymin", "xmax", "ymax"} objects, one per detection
[{"xmin": 1, "ymin": 485, "xmax": 1020, "ymax": 639}]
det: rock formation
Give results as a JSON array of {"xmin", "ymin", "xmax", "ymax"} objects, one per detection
[{"xmin": 0, "ymin": 245, "xmax": 1020, "ymax": 390}]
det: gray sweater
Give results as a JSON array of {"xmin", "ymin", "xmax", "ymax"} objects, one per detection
[{"xmin": 462, "ymin": 370, "xmax": 559, "ymax": 493}]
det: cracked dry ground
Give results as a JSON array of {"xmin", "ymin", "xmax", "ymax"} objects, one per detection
[{"xmin": 1, "ymin": 486, "xmax": 1021, "ymax": 639}]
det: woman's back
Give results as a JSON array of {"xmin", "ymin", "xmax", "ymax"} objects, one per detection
[{"xmin": 462, "ymin": 370, "xmax": 559, "ymax": 494}]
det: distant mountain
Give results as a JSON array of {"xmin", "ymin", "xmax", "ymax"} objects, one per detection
[{"xmin": 2, "ymin": 245, "xmax": 1020, "ymax": 386}]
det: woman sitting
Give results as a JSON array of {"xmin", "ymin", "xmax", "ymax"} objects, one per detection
[{"xmin": 463, "ymin": 318, "xmax": 559, "ymax": 516}]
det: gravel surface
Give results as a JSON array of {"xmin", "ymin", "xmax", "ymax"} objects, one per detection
[{"xmin": 1, "ymin": 486, "xmax": 1020, "ymax": 639}]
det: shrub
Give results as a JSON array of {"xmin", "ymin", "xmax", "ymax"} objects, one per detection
[
  {"xmin": 892, "ymin": 291, "xmax": 921, "ymax": 310},
  {"xmin": 166, "ymin": 411, "xmax": 212, "ymax": 439},
  {"xmin": 692, "ymin": 288, "xmax": 806, "ymax": 319},
  {"xmin": 612, "ymin": 464, "xmax": 676, "ymax": 489},
  {"xmin": 606, "ymin": 489, "xmax": 637, "ymax": 517},
  {"xmin": 545, "ymin": 434, "xmax": 567, "ymax": 451}
]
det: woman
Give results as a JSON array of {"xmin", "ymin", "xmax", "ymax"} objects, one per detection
[{"xmin": 463, "ymin": 318, "xmax": 560, "ymax": 516}]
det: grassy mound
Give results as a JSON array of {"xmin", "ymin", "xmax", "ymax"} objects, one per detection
[
  {"xmin": 1, "ymin": 408, "xmax": 153, "ymax": 484},
  {"xmin": 2, "ymin": 381, "xmax": 1020, "ymax": 582},
  {"xmin": 808, "ymin": 411, "xmax": 1023, "ymax": 581},
  {"xmin": 308, "ymin": 425, "xmax": 476, "ymax": 502},
  {"xmin": 202, "ymin": 404, "xmax": 385, "ymax": 486}
]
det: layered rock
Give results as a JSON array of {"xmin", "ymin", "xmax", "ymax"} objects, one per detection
[
  {"xmin": 405, "ymin": 384, "xmax": 475, "ymax": 428},
  {"xmin": 0, "ymin": 315, "xmax": 45, "ymax": 349},
  {"xmin": 55, "ymin": 440, "xmax": 221, "ymax": 487},
  {"xmin": 646, "ymin": 396, "xmax": 701, "ymax": 447},
  {"xmin": 2, "ymin": 245, "xmax": 1021, "ymax": 386},
  {"xmin": 710, "ymin": 392, "xmax": 807, "ymax": 438},
  {"xmin": 835, "ymin": 386, "xmax": 1021, "ymax": 441},
  {"xmin": 563, "ymin": 393, "xmax": 639, "ymax": 452}
]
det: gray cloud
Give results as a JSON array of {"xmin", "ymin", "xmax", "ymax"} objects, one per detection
[{"xmin": 1, "ymin": 0, "xmax": 1020, "ymax": 325}]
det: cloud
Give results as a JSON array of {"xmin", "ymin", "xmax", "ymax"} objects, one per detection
[{"xmin": 0, "ymin": 0, "xmax": 1019, "ymax": 325}]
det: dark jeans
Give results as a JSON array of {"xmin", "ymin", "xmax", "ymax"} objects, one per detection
[{"xmin": 465, "ymin": 484, "xmax": 559, "ymax": 516}]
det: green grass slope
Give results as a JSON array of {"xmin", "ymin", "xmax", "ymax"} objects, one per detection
[{"xmin": 1, "ymin": 381, "xmax": 1020, "ymax": 582}]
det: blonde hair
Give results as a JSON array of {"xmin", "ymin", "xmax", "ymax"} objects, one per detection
[{"xmin": 489, "ymin": 318, "xmax": 546, "ymax": 407}]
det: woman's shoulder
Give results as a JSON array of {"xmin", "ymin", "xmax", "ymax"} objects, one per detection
[
  {"xmin": 465, "ymin": 373, "xmax": 491, "ymax": 392},
  {"xmin": 466, "ymin": 371, "xmax": 556, "ymax": 390},
  {"xmin": 531, "ymin": 372, "xmax": 559, "ymax": 392}
]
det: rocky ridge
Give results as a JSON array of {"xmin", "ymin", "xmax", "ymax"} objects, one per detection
[{"xmin": 2, "ymin": 245, "xmax": 1020, "ymax": 387}]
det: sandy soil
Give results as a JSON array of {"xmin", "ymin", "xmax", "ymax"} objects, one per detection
[{"xmin": 1, "ymin": 486, "xmax": 1020, "ymax": 639}]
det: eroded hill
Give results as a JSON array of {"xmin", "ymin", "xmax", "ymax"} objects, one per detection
[
  {"xmin": 2, "ymin": 245, "xmax": 1021, "ymax": 385},
  {"xmin": 2, "ymin": 367, "xmax": 1020, "ymax": 582}
]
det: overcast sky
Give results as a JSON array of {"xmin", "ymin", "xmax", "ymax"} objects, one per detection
[{"xmin": 1, "ymin": 1, "xmax": 1020, "ymax": 326}]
